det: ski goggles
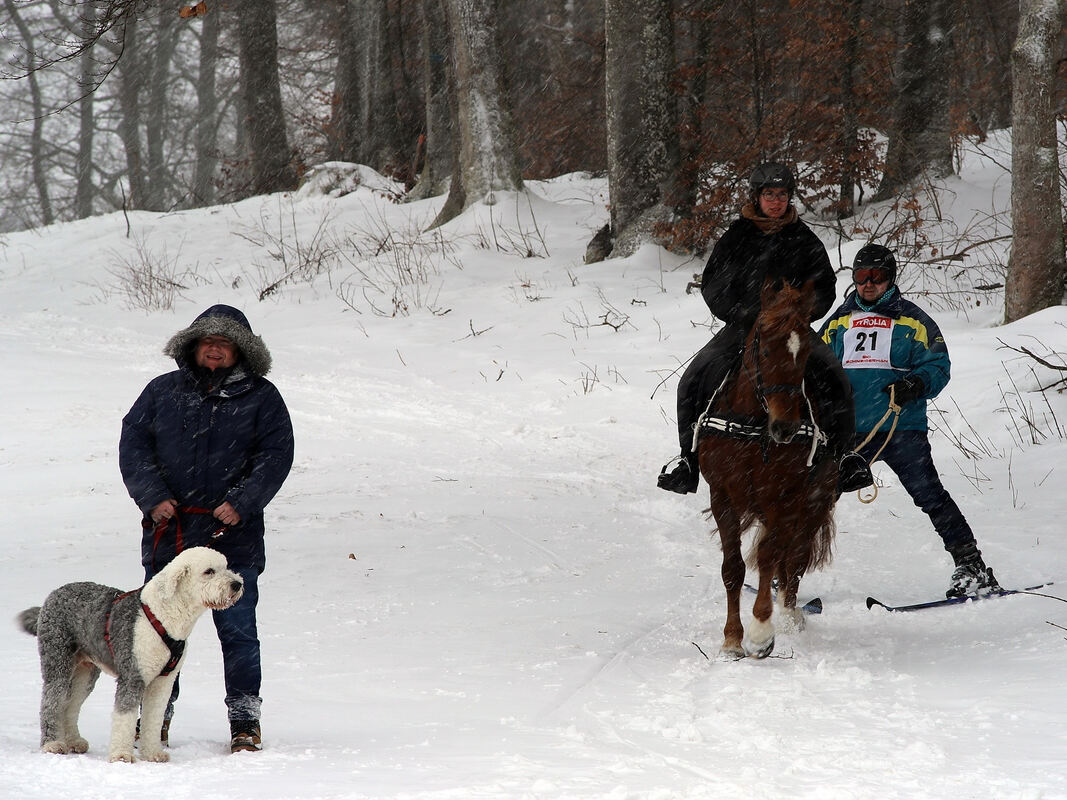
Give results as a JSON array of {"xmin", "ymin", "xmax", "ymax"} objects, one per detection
[{"xmin": 853, "ymin": 267, "xmax": 891, "ymax": 285}]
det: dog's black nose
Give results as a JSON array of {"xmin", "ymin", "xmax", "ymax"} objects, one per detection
[{"xmin": 231, "ymin": 580, "xmax": 243, "ymax": 592}]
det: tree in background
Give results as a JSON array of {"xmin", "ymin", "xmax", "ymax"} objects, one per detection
[
  {"xmin": 189, "ymin": 2, "xmax": 221, "ymax": 206},
  {"xmin": 500, "ymin": 0, "xmax": 606, "ymax": 180},
  {"xmin": 3, "ymin": 0, "xmax": 54, "ymax": 226},
  {"xmin": 664, "ymin": 0, "xmax": 893, "ymax": 252},
  {"xmin": 431, "ymin": 0, "xmax": 523, "ymax": 227},
  {"xmin": 875, "ymin": 0, "xmax": 956, "ymax": 200},
  {"xmin": 1004, "ymin": 0, "xmax": 1066, "ymax": 322},
  {"xmin": 0, "ymin": 0, "xmax": 1059, "ymax": 276},
  {"xmin": 234, "ymin": 0, "xmax": 297, "ymax": 196},
  {"xmin": 408, "ymin": 0, "xmax": 454, "ymax": 201},
  {"xmin": 600, "ymin": 0, "xmax": 679, "ymax": 259}
]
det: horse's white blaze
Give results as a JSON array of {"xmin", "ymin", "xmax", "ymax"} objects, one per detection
[{"xmin": 787, "ymin": 330, "xmax": 801, "ymax": 361}]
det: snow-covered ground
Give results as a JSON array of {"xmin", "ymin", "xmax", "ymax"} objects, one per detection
[{"xmin": 2, "ymin": 144, "xmax": 1065, "ymax": 799}]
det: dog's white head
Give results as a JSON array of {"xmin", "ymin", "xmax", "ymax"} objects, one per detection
[{"xmin": 148, "ymin": 547, "xmax": 244, "ymax": 614}]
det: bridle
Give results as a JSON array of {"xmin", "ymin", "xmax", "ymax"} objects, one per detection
[{"xmin": 748, "ymin": 328, "xmax": 806, "ymax": 413}]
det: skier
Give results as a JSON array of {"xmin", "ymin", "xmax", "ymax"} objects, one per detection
[{"xmin": 819, "ymin": 244, "xmax": 999, "ymax": 597}]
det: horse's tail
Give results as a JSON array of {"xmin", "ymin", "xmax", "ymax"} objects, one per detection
[
  {"xmin": 743, "ymin": 511, "xmax": 836, "ymax": 573},
  {"xmin": 807, "ymin": 513, "xmax": 836, "ymax": 572}
]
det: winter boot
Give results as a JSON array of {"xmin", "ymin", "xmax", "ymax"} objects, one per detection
[
  {"xmin": 837, "ymin": 451, "xmax": 874, "ymax": 494},
  {"xmin": 657, "ymin": 452, "xmax": 699, "ymax": 494},
  {"xmin": 946, "ymin": 544, "xmax": 1000, "ymax": 598},
  {"xmin": 230, "ymin": 719, "xmax": 262, "ymax": 753}
]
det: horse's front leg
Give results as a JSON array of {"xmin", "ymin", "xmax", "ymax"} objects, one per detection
[
  {"xmin": 711, "ymin": 492, "xmax": 745, "ymax": 659},
  {"xmin": 743, "ymin": 557, "xmax": 776, "ymax": 659}
]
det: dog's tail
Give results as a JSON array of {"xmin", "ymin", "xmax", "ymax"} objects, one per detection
[{"xmin": 17, "ymin": 607, "xmax": 41, "ymax": 637}]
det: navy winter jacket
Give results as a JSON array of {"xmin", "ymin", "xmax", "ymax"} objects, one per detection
[{"xmin": 119, "ymin": 306, "xmax": 294, "ymax": 573}]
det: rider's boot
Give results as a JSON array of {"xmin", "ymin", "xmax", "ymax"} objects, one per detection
[
  {"xmin": 657, "ymin": 451, "xmax": 700, "ymax": 494},
  {"xmin": 838, "ymin": 451, "xmax": 874, "ymax": 494}
]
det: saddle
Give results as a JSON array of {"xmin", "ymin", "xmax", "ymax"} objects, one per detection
[{"xmin": 692, "ymin": 363, "xmax": 829, "ymax": 467}]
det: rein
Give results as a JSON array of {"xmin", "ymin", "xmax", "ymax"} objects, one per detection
[
  {"xmin": 855, "ymin": 386, "xmax": 902, "ymax": 504},
  {"xmin": 693, "ymin": 329, "xmax": 826, "ymax": 466},
  {"xmin": 104, "ymin": 589, "xmax": 186, "ymax": 676}
]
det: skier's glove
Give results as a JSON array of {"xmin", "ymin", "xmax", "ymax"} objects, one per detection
[{"xmin": 883, "ymin": 374, "xmax": 925, "ymax": 406}]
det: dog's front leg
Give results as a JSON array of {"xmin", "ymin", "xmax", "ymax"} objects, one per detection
[
  {"xmin": 137, "ymin": 674, "xmax": 176, "ymax": 763},
  {"xmin": 107, "ymin": 679, "xmax": 143, "ymax": 763}
]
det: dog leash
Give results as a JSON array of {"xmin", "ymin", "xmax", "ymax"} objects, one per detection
[
  {"xmin": 151, "ymin": 506, "xmax": 228, "ymax": 570},
  {"xmin": 855, "ymin": 386, "xmax": 902, "ymax": 504}
]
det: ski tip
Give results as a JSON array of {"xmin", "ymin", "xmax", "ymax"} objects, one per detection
[
  {"xmin": 865, "ymin": 596, "xmax": 883, "ymax": 610},
  {"xmin": 804, "ymin": 597, "xmax": 823, "ymax": 615}
]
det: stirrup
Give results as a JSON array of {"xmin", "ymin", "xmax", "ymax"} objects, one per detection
[
  {"xmin": 657, "ymin": 455, "xmax": 699, "ymax": 494},
  {"xmin": 838, "ymin": 451, "xmax": 873, "ymax": 493}
]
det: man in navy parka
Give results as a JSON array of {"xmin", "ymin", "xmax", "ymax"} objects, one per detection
[{"xmin": 119, "ymin": 304, "xmax": 294, "ymax": 752}]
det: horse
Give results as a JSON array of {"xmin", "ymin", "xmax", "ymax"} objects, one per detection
[{"xmin": 696, "ymin": 276, "xmax": 838, "ymax": 659}]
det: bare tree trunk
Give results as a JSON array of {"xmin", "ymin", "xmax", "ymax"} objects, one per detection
[
  {"xmin": 331, "ymin": 0, "xmax": 362, "ymax": 162},
  {"xmin": 432, "ymin": 0, "xmax": 523, "ymax": 227},
  {"xmin": 409, "ymin": 0, "xmax": 454, "ymax": 200},
  {"xmin": 74, "ymin": 3, "xmax": 99, "ymax": 219},
  {"xmin": 4, "ymin": 0, "xmax": 55, "ymax": 226},
  {"xmin": 145, "ymin": 10, "xmax": 179, "ymax": 211},
  {"xmin": 602, "ymin": 0, "xmax": 678, "ymax": 258},
  {"xmin": 235, "ymin": 0, "xmax": 297, "ymax": 196},
  {"xmin": 192, "ymin": 2, "xmax": 221, "ymax": 206},
  {"xmin": 836, "ymin": 0, "xmax": 864, "ymax": 218},
  {"xmin": 876, "ymin": 0, "xmax": 957, "ymax": 200},
  {"xmin": 1004, "ymin": 0, "xmax": 1066, "ymax": 322},
  {"xmin": 117, "ymin": 13, "xmax": 146, "ymax": 209},
  {"xmin": 357, "ymin": 0, "xmax": 407, "ymax": 174}
]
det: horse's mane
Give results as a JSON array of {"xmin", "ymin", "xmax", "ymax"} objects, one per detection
[{"xmin": 758, "ymin": 280, "xmax": 812, "ymax": 334}]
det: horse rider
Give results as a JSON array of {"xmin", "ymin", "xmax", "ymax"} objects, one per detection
[{"xmin": 657, "ymin": 161, "xmax": 873, "ymax": 496}]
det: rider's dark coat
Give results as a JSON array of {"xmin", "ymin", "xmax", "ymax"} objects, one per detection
[{"xmin": 675, "ymin": 206, "xmax": 847, "ymax": 453}]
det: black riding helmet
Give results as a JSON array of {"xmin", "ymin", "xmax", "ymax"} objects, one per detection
[
  {"xmin": 852, "ymin": 243, "xmax": 897, "ymax": 285},
  {"xmin": 749, "ymin": 162, "xmax": 796, "ymax": 202}
]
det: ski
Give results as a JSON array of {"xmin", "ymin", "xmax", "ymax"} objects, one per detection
[
  {"xmin": 866, "ymin": 582, "xmax": 1055, "ymax": 613},
  {"xmin": 743, "ymin": 583, "xmax": 823, "ymax": 615}
]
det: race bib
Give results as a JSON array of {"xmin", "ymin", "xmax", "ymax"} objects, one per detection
[{"xmin": 842, "ymin": 312, "xmax": 893, "ymax": 369}]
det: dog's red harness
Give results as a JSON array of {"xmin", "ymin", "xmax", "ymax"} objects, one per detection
[{"xmin": 104, "ymin": 590, "xmax": 186, "ymax": 677}]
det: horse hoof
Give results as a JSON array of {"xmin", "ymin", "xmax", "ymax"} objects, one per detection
[
  {"xmin": 743, "ymin": 635, "xmax": 775, "ymax": 659},
  {"xmin": 743, "ymin": 617, "xmax": 775, "ymax": 658},
  {"xmin": 718, "ymin": 644, "xmax": 746, "ymax": 661}
]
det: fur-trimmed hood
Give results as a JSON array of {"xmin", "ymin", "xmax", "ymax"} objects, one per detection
[{"xmin": 163, "ymin": 305, "xmax": 272, "ymax": 377}]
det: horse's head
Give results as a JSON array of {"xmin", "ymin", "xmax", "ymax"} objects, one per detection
[{"xmin": 749, "ymin": 277, "xmax": 815, "ymax": 444}]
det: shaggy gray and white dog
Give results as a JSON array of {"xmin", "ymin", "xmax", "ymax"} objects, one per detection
[{"xmin": 18, "ymin": 547, "xmax": 243, "ymax": 762}]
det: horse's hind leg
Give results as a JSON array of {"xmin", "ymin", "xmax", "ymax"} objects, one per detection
[
  {"xmin": 775, "ymin": 560, "xmax": 805, "ymax": 634},
  {"xmin": 775, "ymin": 515, "xmax": 811, "ymax": 634}
]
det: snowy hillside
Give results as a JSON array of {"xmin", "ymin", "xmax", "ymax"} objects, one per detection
[{"xmin": 1, "ymin": 145, "xmax": 1066, "ymax": 799}]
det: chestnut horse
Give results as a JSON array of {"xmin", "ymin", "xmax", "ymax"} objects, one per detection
[{"xmin": 697, "ymin": 277, "xmax": 837, "ymax": 659}]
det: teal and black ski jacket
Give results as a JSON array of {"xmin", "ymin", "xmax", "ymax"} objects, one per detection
[{"xmin": 818, "ymin": 288, "xmax": 950, "ymax": 433}]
